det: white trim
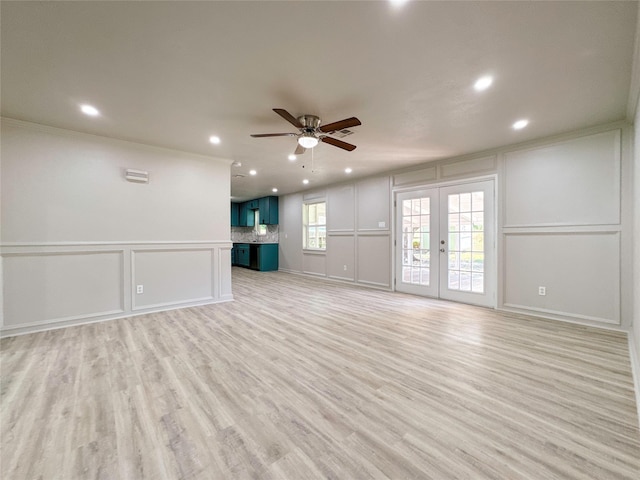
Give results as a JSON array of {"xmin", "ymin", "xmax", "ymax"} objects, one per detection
[
  {"xmin": 132, "ymin": 296, "xmax": 215, "ymax": 312},
  {"xmin": 628, "ymin": 330, "xmax": 640, "ymax": 430},
  {"xmin": 502, "ymin": 225, "xmax": 622, "ymax": 234},
  {"xmin": 357, "ymin": 279, "xmax": 391, "ymax": 289},
  {"xmin": 1, "ymin": 240, "xmax": 232, "ymax": 248},
  {"xmin": 356, "ymin": 229, "xmax": 391, "ymax": 234},
  {"xmin": 391, "ymin": 174, "xmax": 498, "ymax": 194},
  {"xmin": 498, "ymin": 305, "xmax": 626, "ymax": 333},
  {"xmin": 0, "ymin": 297, "xmax": 233, "ymax": 338},
  {"xmin": 502, "ymin": 303, "xmax": 619, "ymax": 325},
  {"xmin": 279, "ymin": 268, "xmax": 392, "ymax": 291},
  {"xmin": 2, "ymin": 241, "xmax": 233, "ymax": 336}
]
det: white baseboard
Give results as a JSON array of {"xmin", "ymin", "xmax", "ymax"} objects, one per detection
[
  {"xmin": 628, "ymin": 330, "xmax": 640, "ymax": 430},
  {"xmin": 0, "ymin": 296, "xmax": 233, "ymax": 338}
]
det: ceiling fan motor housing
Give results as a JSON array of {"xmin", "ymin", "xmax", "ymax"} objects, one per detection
[{"xmin": 298, "ymin": 115, "xmax": 321, "ymax": 132}]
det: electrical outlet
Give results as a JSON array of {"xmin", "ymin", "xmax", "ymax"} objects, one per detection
[
  {"xmin": 378, "ymin": 221, "xmax": 386, "ymax": 228},
  {"xmin": 538, "ymin": 286, "xmax": 546, "ymax": 296},
  {"xmin": 136, "ymin": 285, "xmax": 144, "ymax": 294},
  {"xmin": 343, "ymin": 264, "xmax": 347, "ymax": 271}
]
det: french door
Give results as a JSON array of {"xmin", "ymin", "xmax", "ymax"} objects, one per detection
[{"xmin": 395, "ymin": 180, "xmax": 495, "ymax": 307}]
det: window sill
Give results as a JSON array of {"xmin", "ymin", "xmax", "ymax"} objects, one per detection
[{"xmin": 303, "ymin": 249, "xmax": 326, "ymax": 255}]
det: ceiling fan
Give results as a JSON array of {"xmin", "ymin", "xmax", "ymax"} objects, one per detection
[{"xmin": 250, "ymin": 108, "xmax": 361, "ymax": 154}]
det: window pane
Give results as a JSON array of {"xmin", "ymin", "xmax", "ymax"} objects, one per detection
[
  {"xmin": 472, "ymin": 191, "xmax": 484, "ymax": 212},
  {"xmin": 420, "ymin": 268, "xmax": 430, "ymax": 286},
  {"xmin": 460, "ymin": 213, "xmax": 471, "ymax": 232},
  {"xmin": 472, "ymin": 212, "xmax": 484, "ymax": 231},
  {"xmin": 317, "ymin": 203, "xmax": 326, "ymax": 224},
  {"xmin": 472, "ymin": 273, "xmax": 484, "ymax": 293},
  {"xmin": 403, "ymin": 200, "xmax": 412, "ymax": 216},
  {"xmin": 448, "ymin": 194, "xmax": 459, "ymax": 212},
  {"xmin": 303, "ymin": 202, "xmax": 326, "ymax": 250},
  {"xmin": 472, "ymin": 252, "xmax": 484, "ymax": 272},
  {"xmin": 459, "ymin": 272, "xmax": 472, "ymax": 291},
  {"xmin": 449, "ymin": 213, "xmax": 459, "ymax": 232},
  {"xmin": 459, "ymin": 193, "xmax": 471, "ymax": 212},
  {"xmin": 448, "ymin": 271, "xmax": 459, "ymax": 289}
]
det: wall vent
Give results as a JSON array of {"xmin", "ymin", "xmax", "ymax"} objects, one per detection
[
  {"xmin": 125, "ymin": 169, "xmax": 149, "ymax": 183},
  {"xmin": 335, "ymin": 129, "xmax": 354, "ymax": 138}
]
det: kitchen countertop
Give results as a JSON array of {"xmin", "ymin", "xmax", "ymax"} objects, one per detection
[{"xmin": 232, "ymin": 242, "xmax": 279, "ymax": 245}]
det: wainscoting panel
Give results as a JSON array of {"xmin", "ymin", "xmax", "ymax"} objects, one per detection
[
  {"xmin": 503, "ymin": 232, "xmax": 620, "ymax": 324},
  {"xmin": 503, "ymin": 130, "xmax": 620, "ymax": 227},
  {"xmin": 327, "ymin": 234, "xmax": 355, "ymax": 281},
  {"xmin": 356, "ymin": 234, "xmax": 391, "ymax": 288},
  {"xmin": 302, "ymin": 251, "xmax": 327, "ymax": 277},
  {"xmin": 2, "ymin": 250, "xmax": 124, "ymax": 327},
  {"xmin": 1, "ymin": 241, "xmax": 232, "ymax": 336},
  {"xmin": 132, "ymin": 248, "xmax": 214, "ymax": 310},
  {"xmin": 218, "ymin": 246, "xmax": 233, "ymax": 300}
]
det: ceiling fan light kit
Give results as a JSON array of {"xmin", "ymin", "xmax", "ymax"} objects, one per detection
[
  {"xmin": 251, "ymin": 108, "xmax": 361, "ymax": 153},
  {"xmin": 298, "ymin": 134, "xmax": 319, "ymax": 149}
]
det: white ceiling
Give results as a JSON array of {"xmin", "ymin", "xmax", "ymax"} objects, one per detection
[{"xmin": 2, "ymin": 1, "xmax": 638, "ymax": 201}]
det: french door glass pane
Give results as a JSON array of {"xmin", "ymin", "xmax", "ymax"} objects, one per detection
[
  {"xmin": 401, "ymin": 196, "xmax": 430, "ymax": 287},
  {"xmin": 447, "ymin": 192, "xmax": 485, "ymax": 293}
]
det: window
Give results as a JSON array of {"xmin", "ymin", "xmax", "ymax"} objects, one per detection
[
  {"xmin": 303, "ymin": 201, "xmax": 326, "ymax": 250},
  {"xmin": 254, "ymin": 210, "xmax": 266, "ymax": 235}
]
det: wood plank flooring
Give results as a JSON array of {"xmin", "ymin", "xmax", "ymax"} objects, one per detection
[{"xmin": 2, "ymin": 267, "xmax": 639, "ymax": 479}]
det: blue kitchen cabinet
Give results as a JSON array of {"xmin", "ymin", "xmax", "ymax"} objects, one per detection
[
  {"xmin": 239, "ymin": 203, "xmax": 254, "ymax": 227},
  {"xmin": 235, "ymin": 243, "xmax": 250, "ymax": 267},
  {"xmin": 231, "ymin": 202, "xmax": 240, "ymax": 227},
  {"xmin": 258, "ymin": 196, "xmax": 279, "ymax": 225},
  {"xmin": 257, "ymin": 243, "xmax": 278, "ymax": 271}
]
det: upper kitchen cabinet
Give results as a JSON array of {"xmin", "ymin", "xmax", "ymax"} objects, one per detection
[
  {"xmin": 258, "ymin": 196, "xmax": 279, "ymax": 225},
  {"xmin": 230, "ymin": 202, "xmax": 240, "ymax": 227},
  {"xmin": 231, "ymin": 196, "xmax": 278, "ymax": 227},
  {"xmin": 239, "ymin": 202, "xmax": 255, "ymax": 227}
]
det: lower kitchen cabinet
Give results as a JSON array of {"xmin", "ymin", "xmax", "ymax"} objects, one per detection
[
  {"xmin": 234, "ymin": 243, "xmax": 250, "ymax": 267},
  {"xmin": 232, "ymin": 243, "xmax": 278, "ymax": 271},
  {"xmin": 256, "ymin": 243, "xmax": 278, "ymax": 271}
]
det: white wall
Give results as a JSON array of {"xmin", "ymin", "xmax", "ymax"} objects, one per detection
[
  {"xmin": 279, "ymin": 123, "xmax": 632, "ymax": 331},
  {"xmin": 0, "ymin": 119, "xmax": 233, "ymax": 336},
  {"xmin": 279, "ymin": 176, "xmax": 392, "ymax": 289},
  {"xmin": 500, "ymin": 129, "xmax": 626, "ymax": 327}
]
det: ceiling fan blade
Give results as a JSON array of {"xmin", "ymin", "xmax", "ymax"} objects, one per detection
[
  {"xmin": 294, "ymin": 144, "xmax": 307, "ymax": 155},
  {"xmin": 250, "ymin": 133, "xmax": 297, "ymax": 138},
  {"xmin": 273, "ymin": 108, "xmax": 303, "ymax": 128},
  {"xmin": 321, "ymin": 136, "xmax": 357, "ymax": 151},
  {"xmin": 319, "ymin": 116, "xmax": 361, "ymax": 133}
]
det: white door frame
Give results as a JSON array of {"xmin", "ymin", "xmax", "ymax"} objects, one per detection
[{"xmin": 392, "ymin": 175, "xmax": 497, "ymax": 308}]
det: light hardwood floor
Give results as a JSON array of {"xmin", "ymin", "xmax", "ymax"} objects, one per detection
[{"xmin": 2, "ymin": 267, "xmax": 639, "ymax": 479}]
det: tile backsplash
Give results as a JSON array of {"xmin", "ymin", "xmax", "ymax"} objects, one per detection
[{"xmin": 231, "ymin": 225, "xmax": 279, "ymax": 243}]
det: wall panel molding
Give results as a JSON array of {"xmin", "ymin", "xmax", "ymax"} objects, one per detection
[{"xmin": 1, "ymin": 241, "xmax": 233, "ymax": 337}]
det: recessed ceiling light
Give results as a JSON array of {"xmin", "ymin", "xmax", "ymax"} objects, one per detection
[
  {"xmin": 209, "ymin": 135, "xmax": 221, "ymax": 144},
  {"xmin": 249, "ymin": 169, "xmax": 257, "ymax": 175},
  {"xmin": 302, "ymin": 179, "xmax": 309, "ymax": 185},
  {"xmin": 474, "ymin": 75, "xmax": 493, "ymax": 91},
  {"xmin": 272, "ymin": 188, "xmax": 278, "ymax": 193},
  {"xmin": 288, "ymin": 154, "xmax": 297, "ymax": 161},
  {"xmin": 512, "ymin": 119, "xmax": 529, "ymax": 130},
  {"xmin": 389, "ymin": 0, "xmax": 409, "ymax": 7},
  {"xmin": 80, "ymin": 104, "xmax": 100, "ymax": 116},
  {"xmin": 345, "ymin": 167, "xmax": 353, "ymax": 174}
]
